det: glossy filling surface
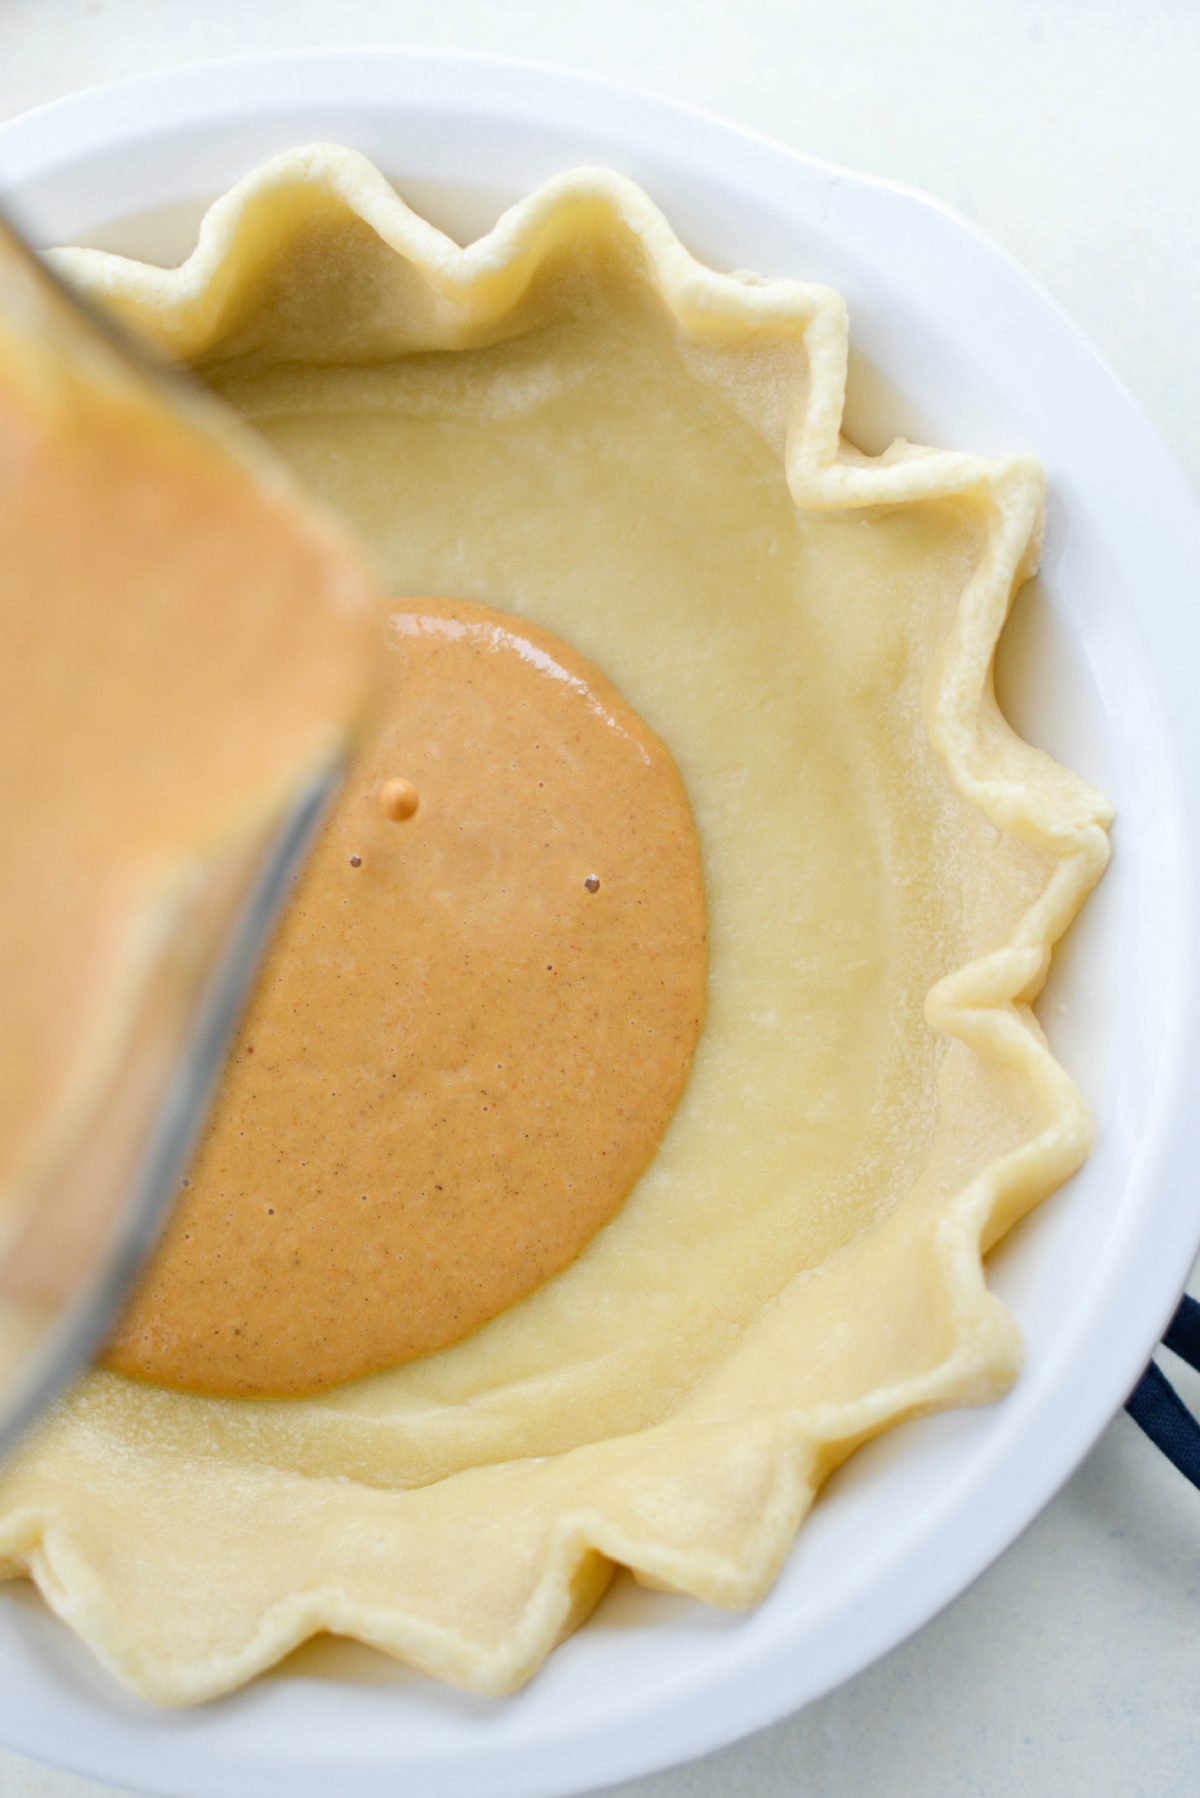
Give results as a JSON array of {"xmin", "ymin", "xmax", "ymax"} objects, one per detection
[{"xmin": 106, "ymin": 598, "xmax": 706, "ymax": 1396}]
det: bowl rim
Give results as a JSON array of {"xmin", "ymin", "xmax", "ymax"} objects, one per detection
[{"xmin": 1, "ymin": 45, "xmax": 1199, "ymax": 1798}]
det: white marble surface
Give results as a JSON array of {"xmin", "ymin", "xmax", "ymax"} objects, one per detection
[{"xmin": 2, "ymin": 2, "xmax": 1198, "ymax": 1793}]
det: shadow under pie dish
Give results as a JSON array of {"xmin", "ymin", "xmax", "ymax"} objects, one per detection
[{"xmin": 0, "ymin": 144, "xmax": 1111, "ymax": 1702}]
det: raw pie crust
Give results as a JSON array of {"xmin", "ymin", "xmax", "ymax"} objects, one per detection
[{"xmin": 0, "ymin": 148, "xmax": 1111, "ymax": 1701}]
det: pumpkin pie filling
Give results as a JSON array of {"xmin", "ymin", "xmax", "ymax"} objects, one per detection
[{"xmin": 105, "ymin": 597, "xmax": 706, "ymax": 1396}]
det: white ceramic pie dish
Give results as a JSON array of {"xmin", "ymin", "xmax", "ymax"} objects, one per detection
[{"xmin": 0, "ymin": 47, "xmax": 1197, "ymax": 1798}]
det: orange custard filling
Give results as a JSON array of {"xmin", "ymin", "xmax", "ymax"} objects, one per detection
[{"xmin": 105, "ymin": 598, "xmax": 707, "ymax": 1396}]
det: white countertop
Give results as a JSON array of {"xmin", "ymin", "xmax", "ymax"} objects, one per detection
[{"xmin": 3, "ymin": 3, "xmax": 1198, "ymax": 1794}]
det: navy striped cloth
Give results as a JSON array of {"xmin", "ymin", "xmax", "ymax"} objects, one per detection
[{"xmin": 1125, "ymin": 1294, "xmax": 1200, "ymax": 1489}]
